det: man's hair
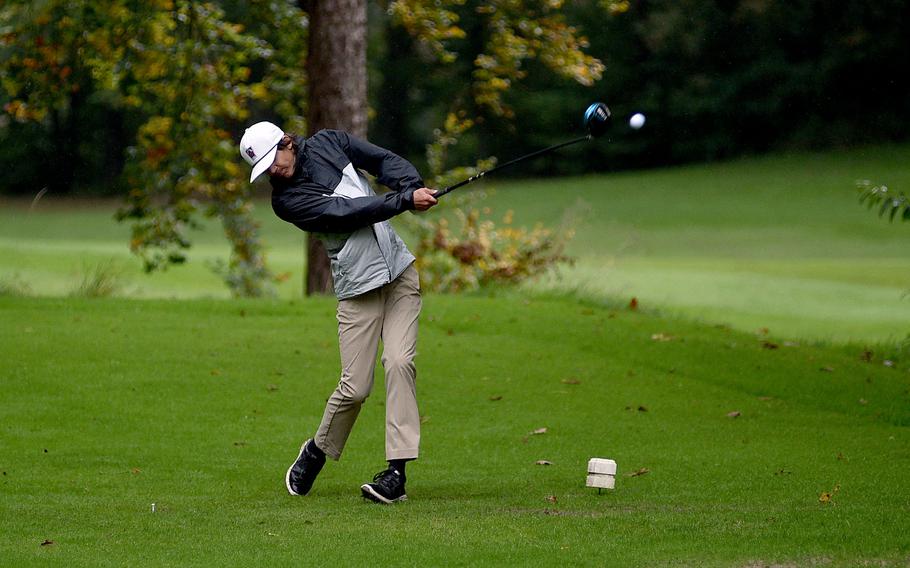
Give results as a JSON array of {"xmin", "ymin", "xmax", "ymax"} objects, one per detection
[{"xmin": 278, "ymin": 133, "xmax": 298, "ymax": 152}]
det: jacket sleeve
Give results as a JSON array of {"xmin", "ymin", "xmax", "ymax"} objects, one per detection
[
  {"xmin": 273, "ymin": 188, "xmax": 416, "ymax": 234},
  {"xmin": 328, "ymin": 130, "xmax": 425, "ymax": 193}
]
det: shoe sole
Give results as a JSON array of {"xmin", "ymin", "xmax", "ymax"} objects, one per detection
[
  {"xmin": 285, "ymin": 441, "xmax": 309, "ymax": 496},
  {"xmin": 360, "ymin": 483, "xmax": 408, "ymax": 504}
]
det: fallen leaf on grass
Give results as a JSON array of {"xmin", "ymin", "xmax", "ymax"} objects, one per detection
[
  {"xmin": 489, "ymin": 395, "xmax": 503, "ymax": 401},
  {"xmin": 860, "ymin": 349, "xmax": 873, "ymax": 362},
  {"xmin": 651, "ymin": 333, "xmax": 673, "ymax": 342},
  {"xmin": 531, "ymin": 427, "xmax": 548, "ymax": 435},
  {"xmin": 836, "ymin": 452, "xmax": 848, "ymax": 462},
  {"xmin": 629, "ymin": 297, "xmax": 638, "ymax": 311},
  {"xmin": 40, "ymin": 540, "xmax": 54, "ymax": 546},
  {"xmin": 820, "ymin": 366, "xmax": 834, "ymax": 373},
  {"xmin": 773, "ymin": 469, "xmax": 792, "ymax": 476},
  {"xmin": 858, "ymin": 398, "xmax": 868, "ymax": 405},
  {"xmin": 757, "ymin": 396, "xmax": 774, "ymax": 401},
  {"xmin": 819, "ymin": 484, "xmax": 840, "ymax": 504},
  {"xmin": 420, "ymin": 415, "xmax": 431, "ymax": 424},
  {"xmin": 130, "ymin": 468, "xmax": 141, "ymax": 475},
  {"xmin": 761, "ymin": 341, "xmax": 779, "ymax": 350},
  {"xmin": 638, "ymin": 405, "xmax": 648, "ymax": 412},
  {"xmin": 561, "ymin": 378, "xmax": 581, "ymax": 385},
  {"xmin": 545, "ymin": 495, "xmax": 558, "ymax": 504},
  {"xmin": 757, "ymin": 327, "xmax": 770, "ymax": 336},
  {"xmin": 883, "ymin": 360, "xmax": 895, "ymax": 367},
  {"xmin": 535, "ymin": 460, "xmax": 553, "ymax": 466},
  {"xmin": 266, "ymin": 384, "xmax": 279, "ymax": 392},
  {"xmin": 626, "ymin": 468, "xmax": 650, "ymax": 477},
  {"xmin": 210, "ymin": 369, "xmax": 221, "ymax": 376},
  {"xmin": 727, "ymin": 411, "xmax": 741, "ymax": 418}
]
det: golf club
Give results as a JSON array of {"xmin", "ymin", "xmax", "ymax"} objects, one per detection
[{"xmin": 435, "ymin": 102, "xmax": 612, "ymax": 198}]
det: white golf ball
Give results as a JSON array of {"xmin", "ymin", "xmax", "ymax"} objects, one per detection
[{"xmin": 629, "ymin": 113, "xmax": 646, "ymax": 130}]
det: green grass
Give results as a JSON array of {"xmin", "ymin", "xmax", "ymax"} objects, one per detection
[
  {"xmin": 1, "ymin": 144, "xmax": 909, "ymax": 342},
  {"xmin": 3, "ymin": 146, "xmax": 908, "ymax": 564},
  {"xmin": 487, "ymin": 144, "xmax": 910, "ymax": 343},
  {"xmin": 2, "ymin": 294, "xmax": 909, "ymax": 565}
]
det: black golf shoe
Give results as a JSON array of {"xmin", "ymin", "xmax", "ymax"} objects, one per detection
[
  {"xmin": 285, "ymin": 439, "xmax": 325, "ymax": 496},
  {"xmin": 361, "ymin": 467, "xmax": 407, "ymax": 504}
]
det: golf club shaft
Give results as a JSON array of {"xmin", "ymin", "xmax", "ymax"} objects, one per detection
[{"xmin": 435, "ymin": 135, "xmax": 591, "ymax": 198}]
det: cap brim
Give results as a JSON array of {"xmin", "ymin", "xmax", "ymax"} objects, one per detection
[{"xmin": 249, "ymin": 146, "xmax": 279, "ymax": 182}]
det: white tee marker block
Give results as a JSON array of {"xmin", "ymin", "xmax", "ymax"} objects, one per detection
[{"xmin": 587, "ymin": 458, "xmax": 616, "ymax": 492}]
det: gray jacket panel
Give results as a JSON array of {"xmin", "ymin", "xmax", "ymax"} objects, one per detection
[{"xmin": 321, "ymin": 164, "xmax": 415, "ymax": 299}]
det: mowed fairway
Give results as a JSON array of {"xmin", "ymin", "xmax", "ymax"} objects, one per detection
[
  {"xmin": 1, "ymin": 144, "xmax": 909, "ymax": 342},
  {"xmin": 485, "ymin": 144, "xmax": 910, "ymax": 343},
  {"xmin": 1, "ymin": 295, "xmax": 909, "ymax": 565}
]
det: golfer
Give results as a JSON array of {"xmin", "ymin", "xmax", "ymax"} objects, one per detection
[{"xmin": 239, "ymin": 122, "xmax": 437, "ymax": 503}]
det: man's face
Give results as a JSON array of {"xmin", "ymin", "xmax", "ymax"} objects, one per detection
[{"xmin": 268, "ymin": 145, "xmax": 296, "ymax": 179}]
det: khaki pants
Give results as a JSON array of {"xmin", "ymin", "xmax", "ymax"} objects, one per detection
[{"xmin": 315, "ymin": 263, "xmax": 422, "ymax": 461}]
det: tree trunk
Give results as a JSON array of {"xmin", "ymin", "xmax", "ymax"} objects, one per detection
[
  {"xmin": 302, "ymin": 0, "xmax": 368, "ymax": 296},
  {"xmin": 48, "ymin": 90, "xmax": 85, "ymax": 194}
]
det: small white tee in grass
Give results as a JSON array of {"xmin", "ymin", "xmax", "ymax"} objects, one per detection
[{"xmin": 587, "ymin": 458, "xmax": 616, "ymax": 490}]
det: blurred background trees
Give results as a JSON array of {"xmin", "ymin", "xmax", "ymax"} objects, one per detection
[
  {"xmin": 2, "ymin": 0, "xmax": 908, "ymax": 294},
  {"xmin": 4, "ymin": 0, "xmax": 907, "ymax": 195}
]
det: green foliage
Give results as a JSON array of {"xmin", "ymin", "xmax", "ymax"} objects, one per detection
[
  {"xmin": 857, "ymin": 180, "xmax": 909, "ymax": 223},
  {"xmin": 387, "ymin": 0, "xmax": 466, "ymax": 64},
  {"xmin": 374, "ymin": 0, "xmax": 910, "ymax": 178},
  {"xmin": 388, "ymin": 2, "xmax": 598, "ymax": 291},
  {"xmin": 111, "ymin": 1, "xmax": 281, "ymax": 297},
  {"xmin": 402, "ymin": 113, "xmax": 577, "ymax": 292},
  {"xmin": 0, "ymin": 0, "xmax": 308, "ymax": 297},
  {"xmin": 389, "ymin": 0, "xmax": 603, "ymax": 118}
]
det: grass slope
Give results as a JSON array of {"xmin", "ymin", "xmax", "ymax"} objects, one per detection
[
  {"xmin": 484, "ymin": 144, "xmax": 910, "ymax": 343},
  {"xmin": 2, "ymin": 295, "xmax": 909, "ymax": 566},
  {"xmin": 1, "ymin": 144, "xmax": 909, "ymax": 342}
]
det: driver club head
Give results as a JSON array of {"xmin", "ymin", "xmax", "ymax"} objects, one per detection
[{"xmin": 583, "ymin": 102, "xmax": 611, "ymax": 138}]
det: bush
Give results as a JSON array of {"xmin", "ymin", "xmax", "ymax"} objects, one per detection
[{"xmin": 401, "ymin": 113, "xmax": 578, "ymax": 292}]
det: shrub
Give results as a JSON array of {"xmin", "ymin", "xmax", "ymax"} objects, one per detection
[{"xmin": 401, "ymin": 113, "xmax": 578, "ymax": 292}]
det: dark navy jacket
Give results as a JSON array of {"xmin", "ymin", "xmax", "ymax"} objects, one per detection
[
  {"xmin": 270, "ymin": 129, "xmax": 424, "ymax": 299},
  {"xmin": 270, "ymin": 130, "xmax": 424, "ymax": 233}
]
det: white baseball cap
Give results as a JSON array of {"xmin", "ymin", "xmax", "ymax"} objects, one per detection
[{"xmin": 239, "ymin": 121, "xmax": 284, "ymax": 182}]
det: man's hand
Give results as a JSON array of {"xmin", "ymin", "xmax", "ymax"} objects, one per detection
[{"xmin": 412, "ymin": 188, "xmax": 438, "ymax": 211}]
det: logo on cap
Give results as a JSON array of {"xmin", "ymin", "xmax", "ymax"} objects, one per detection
[{"xmin": 246, "ymin": 147, "xmax": 256, "ymax": 160}]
